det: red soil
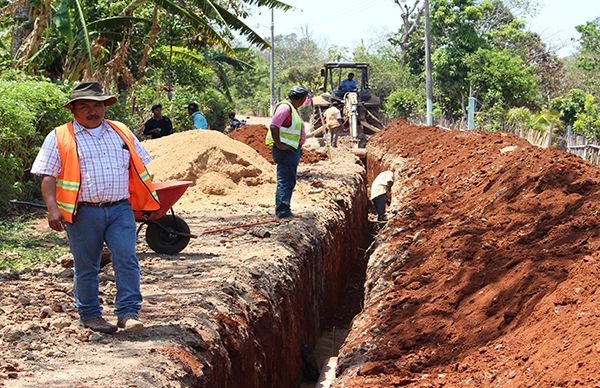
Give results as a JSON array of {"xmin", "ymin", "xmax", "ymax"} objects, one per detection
[
  {"xmin": 228, "ymin": 124, "xmax": 326, "ymax": 164},
  {"xmin": 336, "ymin": 120, "xmax": 600, "ymax": 386}
]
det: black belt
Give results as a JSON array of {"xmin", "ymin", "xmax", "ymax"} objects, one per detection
[{"xmin": 78, "ymin": 199, "xmax": 128, "ymax": 208}]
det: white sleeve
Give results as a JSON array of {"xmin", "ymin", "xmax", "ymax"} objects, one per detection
[{"xmin": 31, "ymin": 130, "xmax": 61, "ymax": 177}]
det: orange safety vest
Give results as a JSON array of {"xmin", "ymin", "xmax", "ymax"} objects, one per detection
[{"xmin": 54, "ymin": 120, "xmax": 160, "ymax": 223}]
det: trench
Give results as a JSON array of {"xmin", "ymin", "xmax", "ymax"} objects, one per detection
[{"xmin": 162, "ymin": 156, "xmax": 375, "ymax": 388}]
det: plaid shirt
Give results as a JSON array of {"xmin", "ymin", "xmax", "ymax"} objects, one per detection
[{"xmin": 31, "ymin": 120, "xmax": 152, "ymax": 203}]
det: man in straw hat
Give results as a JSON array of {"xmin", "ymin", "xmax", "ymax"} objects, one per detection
[{"xmin": 32, "ymin": 82, "xmax": 160, "ymax": 333}]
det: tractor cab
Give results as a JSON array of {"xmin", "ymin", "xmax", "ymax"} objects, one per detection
[
  {"xmin": 311, "ymin": 62, "xmax": 382, "ymax": 148},
  {"xmin": 320, "ymin": 62, "xmax": 372, "ymax": 103}
]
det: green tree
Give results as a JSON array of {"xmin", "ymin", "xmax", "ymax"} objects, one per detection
[
  {"xmin": 390, "ymin": 0, "xmax": 548, "ymax": 123},
  {"xmin": 466, "ymin": 47, "xmax": 537, "ymax": 111},
  {"xmin": 352, "ymin": 43, "xmax": 417, "ymax": 102},
  {"xmin": 550, "ymin": 89, "xmax": 587, "ymax": 127},
  {"xmin": 573, "ymin": 94, "xmax": 600, "ymax": 140}
]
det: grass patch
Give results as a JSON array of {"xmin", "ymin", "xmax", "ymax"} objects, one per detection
[{"xmin": 0, "ymin": 215, "xmax": 69, "ymax": 270}]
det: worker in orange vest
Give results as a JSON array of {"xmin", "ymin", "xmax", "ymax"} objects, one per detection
[{"xmin": 32, "ymin": 82, "xmax": 160, "ymax": 334}]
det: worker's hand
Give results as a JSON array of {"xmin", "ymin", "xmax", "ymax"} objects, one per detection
[{"xmin": 47, "ymin": 209, "xmax": 66, "ymax": 232}]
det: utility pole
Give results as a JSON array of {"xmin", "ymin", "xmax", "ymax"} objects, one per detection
[
  {"xmin": 269, "ymin": 8, "xmax": 275, "ymax": 116},
  {"xmin": 468, "ymin": 83, "xmax": 475, "ymax": 130},
  {"xmin": 424, "ymin": 0, "xmax": 433, "ymax": 126}
]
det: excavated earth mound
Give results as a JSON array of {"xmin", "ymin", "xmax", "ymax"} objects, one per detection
[
  {"xmin": 228, "ymin": 124, "xmax": 327, "ymax": 164},
  {"xmin": 143, "ymin": 130, "xmax": 275, "ymax": 209},
  {"xmin": 335, "ymin": 120, "xmax": 600, "ymax": 387}
]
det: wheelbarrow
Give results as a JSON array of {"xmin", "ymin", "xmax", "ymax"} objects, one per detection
[
  {"xmin": 135, "ymin": 181, "xmax": 195, "ymax": 255},
  {"xmin": 11, "ymin": 181, "xmax": 195, "ymax": 255}
]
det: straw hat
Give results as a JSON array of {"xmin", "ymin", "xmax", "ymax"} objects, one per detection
[{"xmin": 64, "ymin": 82, "xmax": 117, "ymax": 108}]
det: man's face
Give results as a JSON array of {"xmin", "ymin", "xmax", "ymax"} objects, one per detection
[
  {"xmin": 348, "ymin": 74, "xmax": 354, "ymax": 80},
  {"xmin": 152, "ymin": 107, "xmax": 162, "ymax": 117},
  {"xmin": 291, "ymin": 96, "xmax": 307, "ymax": 109},
  {"xmin": 71, "ymin": 99, "xmax": 106, "ymax": 128}
]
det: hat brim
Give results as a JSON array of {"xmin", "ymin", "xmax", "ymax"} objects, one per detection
[{"xmin": 64, "ymin": 96, "xmax": 117, "ymax": 108}]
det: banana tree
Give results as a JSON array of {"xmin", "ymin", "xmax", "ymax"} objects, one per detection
[{"xmin": 2, "ymin": 0, "xmax": 291, "ymax": 82}]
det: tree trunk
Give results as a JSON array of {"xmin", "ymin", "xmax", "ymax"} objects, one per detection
[{"xmin": 10, "ymin": 0, "xmax": 31, "ymax": 59}]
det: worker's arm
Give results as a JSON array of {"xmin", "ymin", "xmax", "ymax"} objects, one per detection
[
  {"xmin": 386, "ymin": 185, "xmax": 392, "ymax": 205},
  {"xmin": 41, "ymin": 175, "xmax": 66, "ymax": 232},
  {"xmin": 270, "ymin": 125, "xmax": 294, "ymax": 151}
]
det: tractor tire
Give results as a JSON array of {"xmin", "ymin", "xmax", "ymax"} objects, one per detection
[{"xmin": 145, "ymin": 215, "xmax": 191, "ymax": 255}]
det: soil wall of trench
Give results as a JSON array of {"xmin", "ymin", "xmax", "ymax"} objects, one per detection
[
  {"xmin": 205, "ymin": 169, "xmax": 369, "ymax": 388},
  {"xmin": 334, "ymin": 120, "xmax": 600, "ymax": 387}
]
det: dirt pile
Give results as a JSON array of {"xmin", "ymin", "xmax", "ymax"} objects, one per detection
[
  {"xmin": 336, "ymin": 120, "xmax": 600, "ymax": 386},
  {"xmin": 143, "ymin": 130, "xmax": 275, "ymax": 208},
  {"xmin": 228, "ymin": 124, "xmax": 327, "ymax": 164}
]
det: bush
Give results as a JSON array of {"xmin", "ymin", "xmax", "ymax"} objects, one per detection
[
  {"xmin": 384, "ymin": 87, "xmax": 425, "ymax": 119},
  {"xmin": 167, "ymin": 85, "xmax": 232, "ymax": 132},
  {"xmin": 0, "ymin": 74, "xmax": 71, "ymax": 214}
]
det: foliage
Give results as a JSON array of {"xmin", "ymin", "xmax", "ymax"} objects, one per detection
[
  {"xmin": 0, "ymin": 73, "xmax": 71, "ymax": 213},
  {"xmin": 166, "ymin": 85, "xmax": 233, "ymax": 131},
  {"xmin": 352, "ymin": 44, "xmax": 418, "ymax": 102},
  {"xmin": 272, "ymin": 30, "xmax": 328, "ymax": 95},
  {"xmin": 225, "ymin": 47, "xmax": 270, "ymax": 115},
  {"xmin": 573, "ymin": 19, "xmax": 600, "ymax": 98},
  {"xmin": 384, "ymin": 87, "xmax": 425, "ymax": 119},
  {"xmin": 0, "ymin": 215, "xmax": 69, "ymax": 269},
  {"xmin": 391, "ymin": 0, "xmax": 552, "ymax": 124},
  {"xmin": 550, "ymin": 89, "xmax": 587, "ymax": 127},
  {"xmin": 3, "ymin": 0, "xmax": 292, "ymax": 83},
  {"xmin": 572, "ymin": 94, "xmax": 600, "ymax": 140},
  {"xmin": 576, "ymin": 19, "xmax": 600, "ymax": 72},
  {"xmin": 467, "ymin": 48, "xmax": 537, "ymax": 111}
]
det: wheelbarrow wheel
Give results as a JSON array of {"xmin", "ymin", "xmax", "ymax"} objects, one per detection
[{"xmin": 145, "ymin": 215, "xmax": 191, "ymax": 255}]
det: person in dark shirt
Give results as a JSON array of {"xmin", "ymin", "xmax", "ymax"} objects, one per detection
[{"xmin": 144, "ymin": 104, "xmax": 173, "ymax": 139}]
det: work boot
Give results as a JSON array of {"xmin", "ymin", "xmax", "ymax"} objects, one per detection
[
  {"xmin": 81, "ymin": 317, "xmax": 118, "ymax": 334},
  {"xmin": 117, "ymin": 315, "xmax": 144, "ymax": 332}
]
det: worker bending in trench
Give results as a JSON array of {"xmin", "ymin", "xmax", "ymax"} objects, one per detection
[
  {"xmin": 370, "ymin": 170, "xmax": 394, "ymax": 221},
  {"xmin": 265, "ymin": 85, "xmax": 310, "ymax": 218}
]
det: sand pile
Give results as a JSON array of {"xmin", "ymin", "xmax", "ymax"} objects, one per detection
[
  {"xmin": 228, "ymin": 124, "xmax": 327, "ymax": 164},
  {"xmin": 336, "ymin": 120, "xmax": 600, "ymax": 387},
  {"xmin": 143, "ymin": 130, "xmax": 274, "ymax": 205}
]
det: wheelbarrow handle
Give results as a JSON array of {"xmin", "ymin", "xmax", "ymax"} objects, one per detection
[{"xmin": 10, "ymin": 199, "xmax": 47, "ymax": 209}]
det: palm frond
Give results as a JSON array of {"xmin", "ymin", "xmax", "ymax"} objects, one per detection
[
  {"xmin": 90, "ymin": 31, "xmax": 126, "ymax": 40},
  {"xmin": 160, "ymin": 45, "xmax": 208, "ymax": 67},
  {"xmin": 72, "ymin": 0, "xmax": 94, "ymax": 73},
  {"xmin": 213, "ymin": 62, "xmax": 233, "ymax": 102},
  {"xmin": 87, "ymin": 16, "xmax": 151, "ymax": 30},
  {"xmin": 189, "ymin": 0, "xmax": 234, "ymax": 38},
  {"xmin": 209, "ymin": 53, "xmax": 253, "ymax": 70},
  {"xmin": 213, "ymin": 2, "xmax": 270, "ymax": 50},
  {"xmin": 151, "ymin": 0, "xmax": 233, "ymax": 54},
  {"xmin": 241, "ymin": 0, "xmax": 292, "ymax": 11}
]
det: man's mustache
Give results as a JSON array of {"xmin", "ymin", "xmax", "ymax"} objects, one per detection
[{"xmin": 86, "ymin": 115, "xmax": 100, "ymax": 120}]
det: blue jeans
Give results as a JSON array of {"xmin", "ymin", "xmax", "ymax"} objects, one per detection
[
  {"xmin": 372, "ymin": 194, "xmax": 387, "ymax": 218},
  {"xmin": 65, "ymin": 201, "xmax": 141, "ymax": 320},
  {"xmin": 271, "ymin": 147, "xmax": 302, "ymax": 217}
]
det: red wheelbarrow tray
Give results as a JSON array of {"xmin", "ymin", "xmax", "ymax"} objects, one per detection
[{"xmin": 134, "ymin": 181, "xmax": 192, "ymax": 221}]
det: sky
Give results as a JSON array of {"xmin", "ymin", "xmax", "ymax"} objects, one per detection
[{"xmin": 244, "ymin": 0, "xmax": 599, "ymax": 57}]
